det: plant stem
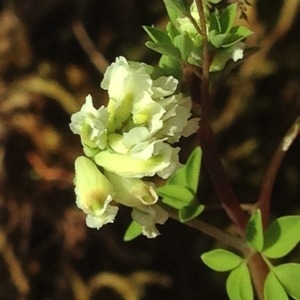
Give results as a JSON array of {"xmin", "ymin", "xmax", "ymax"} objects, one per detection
[
  {"xmin": 72, "ymin": 21, "xmax": 109, "ymax": 74},
  {"xmin": 191, "ymin": 1, "xmax": 270, "ymax": 298},
  {"xmin": 161, "ymin": 204, "xmax": 249, "ymax": 255},
  {"xmin": 247, "ymin": 253, "xmax": 269, "ymax": 300},
  {"xmin": 257, "ymin": 116, "xmax": 300, "ymax": 229},
  {"xmin": 192, "ymin": 0, "xmax": 248, "ymax": 234},
  {"xmin": 198, "ymin": 123, "xmax": 248, "ymax": 233},
  {"xmin": 195, "ymin": 0, "xmax": 210, "ymax": 115}
]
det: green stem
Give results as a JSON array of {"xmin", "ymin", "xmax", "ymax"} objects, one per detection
[{"xmin": 161, "ymin": 204, "xmax": 249, "ymax": 255}]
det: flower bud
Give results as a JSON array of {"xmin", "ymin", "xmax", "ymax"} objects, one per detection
[
  {"xmin": 74, "ymin": 156, "xmax": 118, "ymax": 229},
  {"xmin": 105, "ymin": 171, "xmax": 158, "ymax": 207}
]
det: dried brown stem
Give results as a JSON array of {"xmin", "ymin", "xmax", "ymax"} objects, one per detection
[
  {"xmin": 0, "ymin": 230, "xmax": 29, "ymax": 298},
  {"xmin": 72, "ymin": 21, "xmax": 109, "ymax": 75}
]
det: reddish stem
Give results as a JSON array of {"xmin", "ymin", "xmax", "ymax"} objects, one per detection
[
  {"xmin": 198, "ymin": 122, "xmax": 248, "ymax": 233},
  {"xmin": 257, "ymin": 117, "xmax": 300, "ymax": 229}
]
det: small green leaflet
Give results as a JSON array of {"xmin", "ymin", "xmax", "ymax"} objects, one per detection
[
  {"xmin": 168, "ymin": 146, "xmax": 202, "ymax": 193},
  {"xmin": 156, "ymin": 147, "xmax": 203, "ymax": 222},
  {"xmin": 124, "ymin": 221, "xmax": 143, "ymax": 241},
  {"xmin": 221, "ymin": 26, "xmax": 253, "ymax": 48},
  {"xmin": 143, "ymin": 26, "xmax": 171, "ymax": 44},
  {"xmin": 156, "ymin": 185, "xmax": 194, "ymax": 209},
  {"xmin": 179, "ymin": 201, "xmax": 205, "ymax": 222},
  {"xmin": 245, "ymin": 209, "xmax": 264, "ymax": 252},
  {"xmin": 263, "ymin": 215, "xmax": 300, "ymax": 259},
  {"xmin": 218, "ymin": 4, "xmax": 237, "ymax": 34},
  {"xmin": 274, "ymin": 263, "xmax": 300, "ymax": 300},
  {"xmin": 145, "ymin": 41, "xmax": 181, "ymax": 60},
  {"xmin": 201, "ymin": 249, "xmax": 243, "ymax": 272},
  {"xmin": 264, "ymin": 271, "xmax": 289, "ymax": 300},
  {"xmin": 173, "ymin": 32, "xmax": 193, "ymax": 61},
  {"xmin": 226, "ymin": 263, "xmax": 253, "ymax": 300},
  {"xmin": 163, "ymin": 0, "xmax": 188, "ymax": 25},
  {"xmin": 159, "ymin": 55, "xmax": 182, "ymax": 79}
]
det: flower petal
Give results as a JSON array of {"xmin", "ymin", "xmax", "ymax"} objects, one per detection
[
  {"xmin": 105, "ymin": 171, "xmax": 158, "ymax": 207},
  {"xmin": 131, "ymin": 205, "xmax": 168, "ymax": 238}
]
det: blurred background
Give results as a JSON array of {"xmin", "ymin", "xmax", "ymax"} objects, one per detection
[{"xmin": 0, "ymin": 0, "xmax": 299, "ymax": 299}]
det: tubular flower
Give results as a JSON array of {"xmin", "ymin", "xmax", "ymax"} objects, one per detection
[
  {"xmin": 70, "ymin": 56, "xmax": 199, "ymax": 238},
  {"xmin": 70, "ymin": 95, "xmax": 108, "ymax": 157},
  {"xmin": 74, "ymin": 156, "xmax": 118, "ymax": 229},
  {"xmin": 104, "ymin": 171, "xmax": 158, "ymax": 207}
]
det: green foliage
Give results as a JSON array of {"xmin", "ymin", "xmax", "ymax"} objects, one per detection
[
  {"xmin": 156, "ymin": 146, "xmax": 204, "ymax": 222},
  {"xmin": 201, "ymin": 210, "xmax": 300, "ymax": 299},
  {"xmin": 163, "ymin": 0, "xmax": 189, "ymax": 24},
  {"xmin": 143, "ymin": 26, "xmax": 171, "ymax": 44},
  {"xmin": 245, "ymin": 209, "xmax": 264, "ymax": 251},
  {"xmin": 264, "ymin": 272, "xmax": 289, "ymax": 300},
  {"xmin": 156, "ymin": 185, "xmax": 195, "ymax": 209},
  {"xmin": 262, "ymin": 215, "xmax": 300, "ymax": 258},
  {"xmin": 158, "ymin": 55, "xmax": 182, "ymax": 79},
  {"xmin": 274, "ymin": 263, "xmax": 300, "ymax": 299},
  {"xmin": 226, "ymin": 262, "xmax": 254, "ymax": 300},
  {"xmin": 145, "ymin": 41, "xmax": 181, "ymax": 60},
  {"xmin": 173, "ymin": 32, "xmax": 194, "ymax": 60},
  {"xmin": 208, "ymin": 4, "xmax": 253, "ymax": 49},
  {"xmin": 201, "ymin": 249, "xmax": 243, "ymax": 272},
  {"xmin": 124, "ymin": 221, "xmax": 143, "ymax": 241}
]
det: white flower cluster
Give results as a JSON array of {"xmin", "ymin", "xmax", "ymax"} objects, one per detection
[{"xmin": 70, "ymin": 56, "xmax": 199, "ymax": 238}]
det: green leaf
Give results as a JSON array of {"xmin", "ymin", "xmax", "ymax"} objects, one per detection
[
  {"xmin": 209, "ymin": 31, "xmax": 229, "ymax": 48},
  {"xmin": 124, "ymin": 221, "xmax": 143, "ymax": 241},
  {"xmin": 222, "ymin": 26, "xmax": 253, "ymax": 47},
  {"xmin": 264, "ymin": 271, "xmax": 289, "ymax": 300},
  {"xmin": 183, "ymin": 146, "xmax": 202, "ymax": 193},
  {"xmin": 143, "ymin": 26, "xmax": 171, "ymax": 43},
  {"xmin": 274, "ymin": 263, "xmax": 300, "ymax": 299},
  {"xmin": 226, "ymin": 263, "xmax": 254, "ymax": 300},
  {"xmin": 159, "ymin": 55, "xmax": 182, "ymax": 79},
  {"xmin": 157, "ymin": 184, "xmax": 195, "ymax": 208},
  {"xmin": 263, "ymin": 215, "xmax": 300, "ymax": 259},
  {"xmin": 201, "ymin": 249, "xmax": 243, "ymax": 272},
  {"xmin": 219, "ymin": 4, "xmax": 237, "ymax": 33},
  {"xmin": 157, "ymin": 147, "xmax": 202, "ymax": 214},
  {"xmin": 168, "ymin": 146, "xmax": 202, "ymax": 193},
  {"xmin": 245, "ymin": 209, "xmax": 264, "ymax": 251},
  {"xmin": 145, "ymin": 41, "xmax": 181, "ymax": 59},
  {"xmin": 206, "ymin": 0, "xmax": 222, "ymax": 4},
  {"xmin": 173, "ymin": 32, "xmax": 193, "ymax": 61},
  {"xmin": 179, "ymin": 202, "xmax": 205, "ymax": 222},
  {"xmin": 166, "ymin": 22, "xmax": 180, "ymax": 40},
  {"xmin": 163, "ymin": 0, "xmax": 188, "ymax": 24},
  {"xmin": 209, "ymin": 12, "xmax": 222, "ymax": 33}
]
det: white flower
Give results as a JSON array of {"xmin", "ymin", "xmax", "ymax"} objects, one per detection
[
  {"xmin": 105, "ymin": 171, "xmax": 158, "ymax": 207},
  {"xmin": 101, "ymin": 57, "xmax": 153, "ymax": 131},
  {"xmin": 131, "ymin": 205, "xmax": 169, "ymax": 238},
  {"xmin": 95, "ymin": 141, "xmax": 181, "ymax": 179},
  {"xmin": 70, "ymin": 95, "xmax": 108, "ymax": 156},
  {"xmin": 74, "ymin": 156, "xmax": 118, "ymax": 229},
  {"xmin": 156, "ymin": 93, "xmax": 199, "ymax": 143}
]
